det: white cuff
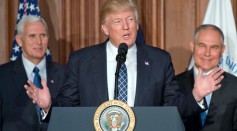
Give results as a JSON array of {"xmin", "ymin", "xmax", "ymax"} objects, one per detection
[
  {"xmin": 197, "ymin": 99, "xmax": 205, "ymax": 109},
  {"xmin": 41, "ymin": 109, "xmax": 48, "ymax": 120}
]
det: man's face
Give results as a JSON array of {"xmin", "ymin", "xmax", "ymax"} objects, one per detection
[
  {"xmin": 190, "ymin": 29, "xmax": 225, "ymax": 73},
  {"xmin": 16, "ymin": 21, "xmax": 48, "ymax": 64},
  {"xmin": 101, "ymin": 9, "xmax": 138, "ymax": 48}
]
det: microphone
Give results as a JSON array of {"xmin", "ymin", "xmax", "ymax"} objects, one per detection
[
  {"xmin": 116, "ymin": 43, "xmax": 128, "ymax": 64},
  {"xmin": 114, "ymin": 43, "xmax": 128, "ymax": 100}
]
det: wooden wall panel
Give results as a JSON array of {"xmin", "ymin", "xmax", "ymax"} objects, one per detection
[
  {"xmin": 71, "ymin": 0, "xmax": 107, "ymax": 50},
  {"xmin": 163, "ymin": 0, "xmax": 208, "ymax": 74},
  {"xmin": 138, "ymin": 0, "xmax": 164, "ymax": 49},
  {"xmin": 0, "ymin": 0, "xmax": 18, "ymax": 63},
  {"xmin": 136, "ymin": 0, "xmax": 164, "ymax": 48},
  {"xmin": 232, "ymin": 0, "xmax": 237, "ymax": 20},
  {"xmin": 0, "ymin": 0, "xmax": 8, "ymax": 62},
  {"xmin": 165, "ymin": 0, "xmax": 196, "ymax": 73},
  {"xmin": 1, "ymin": 0, "xmax": 237, "ymax": 75},
  {"xmin": 8, "ymin": 0, "xmax": 19, "ymax": 54},
  {"xmin": 39, "ymin": 0, "xmax": 65, "ymax": 63}
]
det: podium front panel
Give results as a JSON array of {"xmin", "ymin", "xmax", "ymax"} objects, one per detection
[{"xmin": 48, "ymin": 107, "xmax": 185, "ymax": 131}]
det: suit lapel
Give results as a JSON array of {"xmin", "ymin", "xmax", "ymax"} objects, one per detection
[
  {"xmin": 182, "ymin": 70, "xmax": 195, "ymax": 91},
  {"xmin": 91, "ymin": 43, "xmax": 109, "ymax": 103},
  {"xmin": 134, "ymin": 44, "xmax": 152, "ymax": 106},
  {"xmin": 12, "ymin": 58, "xmax": 30, "ymax": 103},
  {"xmin": 46, "ymin": 61, "xmax": 54, "ymax": 86},
  {"xmin": 205, "ymin": 72, "xmax": 226, "ymax": 125},
  {"xmin": 180, "ymin": 70, "xmax": 204, "ymax": 128},
  {"xmin": 46, "ymin": 61, "xmax": 59, "ymax": 99}
]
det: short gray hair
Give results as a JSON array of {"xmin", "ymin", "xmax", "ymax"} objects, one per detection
[
  {"xmin": 194, "ymin": 24, "xmax": 224, "ymax": 44},
  {"xmin": 17, "ymin": 15, "xmax": 48, "ymax": 35}
]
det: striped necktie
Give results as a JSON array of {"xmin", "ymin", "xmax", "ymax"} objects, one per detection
[{"xmin": 118, "ymin": 64, "xmax": 128, "ymax": 103}]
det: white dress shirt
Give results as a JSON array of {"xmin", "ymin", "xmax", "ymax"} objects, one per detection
[
  {"xmin": 22, "ymin": 55, "xmax": 47, "ymax": 81},
  {"xmin": 106, "ymin": 41, "xmax": 137, "ymax": 107}
]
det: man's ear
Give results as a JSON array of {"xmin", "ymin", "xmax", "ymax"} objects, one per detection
[
  {"xmin": 101, "ymin": 25, "xmax": 109, "ymax": 36},
  {"xmin": 15, "ymin": 34, "xmax": 22, "ymax": 47},
  {"xmin": 221, "ymin": 44, "xmax": 226, "ymax": 54},
  {"xmin": 189, "ymin": 41, "xmax": 194, "ymax": 53}
]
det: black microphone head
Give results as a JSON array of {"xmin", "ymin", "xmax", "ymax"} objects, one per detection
[
  {"xmin": 116, "ymin": 43, "xmax": 128, "ymax": 63},
  {"xmin": 118, "ymin": 43, "xmax": 128, "ymax": 55}
]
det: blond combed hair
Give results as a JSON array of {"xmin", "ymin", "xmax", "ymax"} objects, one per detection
[{"xmin": 100, "ymin": 0, "xmax": 138, "ymax": 25}]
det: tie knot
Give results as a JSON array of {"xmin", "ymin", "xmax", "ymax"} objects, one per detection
[
  {"xmin": 33, "ymin": 67, "xmax": 40, "ymax": 74},
  {"xmin": 33, "ymin": 66, "xmax": 42, "ymax": 89}
]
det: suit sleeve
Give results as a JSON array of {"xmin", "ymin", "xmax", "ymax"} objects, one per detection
[
  {"xmin": 233, "ymin": 101, "xmax": 237, "ymax": 131},
  {"xmin": 163, "ymin": 54, "xmax": 205, "ymax": 118},
  {"xmin": 0, "ymin": 94, "xmax": 2, "ymax": 131},
  {"xmin": 56, "ymin": 53, "xmax": 80, "ymax": 107}
]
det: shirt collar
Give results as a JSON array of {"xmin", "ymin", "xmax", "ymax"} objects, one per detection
[
  {"xmin": 193, "ymin": 65, "xmax": 216, "ymax": 79},
  {"xmin": 22, "ymin": 55, "xmax": 46, "ymax": 76},
  {"xmin": 106, "ymin": 40, "xmax": 137, "ymax": 63}
]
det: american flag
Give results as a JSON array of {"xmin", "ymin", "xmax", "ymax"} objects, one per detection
[
  {"xmin": 136, "ymin": 24, "xmax": 146, "ymax": 44},
  {"xmin": 10, "ymin": 0, "xmax": 51, "ymax": 61}
]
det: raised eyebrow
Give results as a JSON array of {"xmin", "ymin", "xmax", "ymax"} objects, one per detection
[
  {"xmin": 211, "ymin": 45, "xmax": 220, "ymax": 48},
  {"xmin": 40, "ymin": 33, "xmax": 48, "ymax": 36},
  {"xmin": 28, "ymin": 34, "xmax": 36, "ymax": 37},
  {"xmin": 196, "ymin": 42, "xmax": 205, "ymax": 46},
  {"xmin": 126, "ymin": 15, "xmax": 134, "ymax": 19},
  {"xmin": 113, "ymin": 18, "xmax": 121, "ymax": 21}
]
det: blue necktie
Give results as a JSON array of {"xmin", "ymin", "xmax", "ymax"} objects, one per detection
[
  {"xmin": 200, "ymin": 94, "xmax": 211, "ymax": 126},
  {"xmin": 33, "ymin": 67, "xmax": 42, "ymax": 123},
  {"xmin": 200, "ymin": 74, "xmax": 211, "ymax": 127},
  {"xmin": 118, "ymin": 64, "xmax": 128, "ymax": 103}
]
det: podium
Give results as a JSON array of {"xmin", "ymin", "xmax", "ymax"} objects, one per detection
[{"xmin": 48, "ymin": 107, "xmax": 185, "ymax": 131}]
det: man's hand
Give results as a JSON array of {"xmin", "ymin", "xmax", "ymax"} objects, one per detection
[
  {"xmin": 24, "ymin": 79, "xmax": 52, "ymax": 112},
  {"xmin": 192, "ymin": 67, "xmax": 224, "ymax": 102}
]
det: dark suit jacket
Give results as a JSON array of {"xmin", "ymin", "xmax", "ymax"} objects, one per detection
[
  {"xmin": 0, "ymin": 58, "xmax": 64, "ymax": 131},
  {"xmin": 55, "ymin": 40, "xmax": 204, "ymax": 118},
  {"xmin": 176, "ymin": 69, "xmax": 237, "ymax": 131}
]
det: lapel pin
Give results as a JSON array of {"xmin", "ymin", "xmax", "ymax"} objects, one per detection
[
  {"xmin": 51, "ymin": 80, "xmax": 54, "ymax": 83},
  {"xmin": 144, "ymin": 61, "xmax": 149, "ymax": 66}
]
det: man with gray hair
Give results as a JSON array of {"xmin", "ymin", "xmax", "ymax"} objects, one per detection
[
  {"xmin": 0, "ymin": 15, "xmax": 64, "ymax": 131},
  {"xmin": 176, "ymin": 24, "xmax": 237, "ymax": 131}
]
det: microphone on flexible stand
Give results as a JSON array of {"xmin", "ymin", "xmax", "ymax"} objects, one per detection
[{"xmin": 114, "ymin": 43, "xmax": 128, "ymax": 100}]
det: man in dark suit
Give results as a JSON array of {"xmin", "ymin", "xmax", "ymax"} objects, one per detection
[
  {"xmin": 25, "ymin": 0, "xmax": 223, "ymax": 119},
  {"xmin": 176, "ymin": 24, "xmax": 237, "ymax": 131},
  {"xmin": 0, "ymin": 15, "xmax": 64, "ymax": 131}
]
